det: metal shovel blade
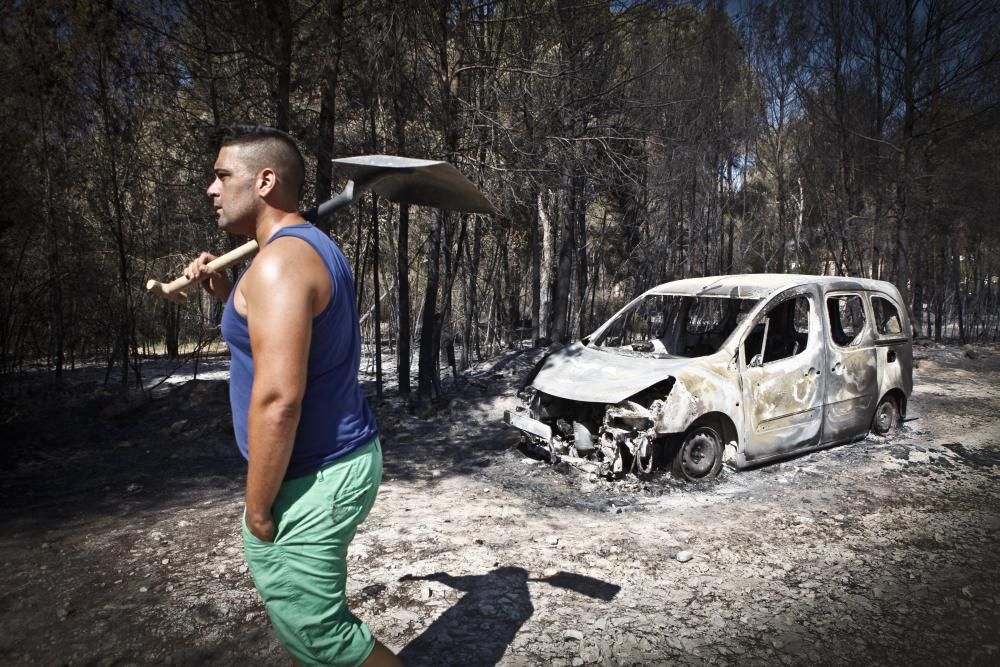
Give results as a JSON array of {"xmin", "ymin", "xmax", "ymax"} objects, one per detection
[{"xmin": 332, "ymin": 155, "xmax": 495, "ymax": 214}]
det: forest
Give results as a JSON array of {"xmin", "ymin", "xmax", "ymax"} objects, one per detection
[{"xmin": 2, "ymin": 0, "xmax": 999, "ymax": 401}]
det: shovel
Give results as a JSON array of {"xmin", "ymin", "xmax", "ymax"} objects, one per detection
[{"xmin": 146, "ymin": 155, "xmax": 494, "ymax": 304}]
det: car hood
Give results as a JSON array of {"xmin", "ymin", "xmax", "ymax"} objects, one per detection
[{"xmin": 531, "ymin": 342, "xmax": 690, "ymax": 404}]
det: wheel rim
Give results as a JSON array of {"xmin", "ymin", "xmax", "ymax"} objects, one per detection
[
  {"xmin": 875, "ymin": 399, "xmax": 898, "ymax": 434},
  {"xmin": 681, "ymin": 428, "xmax": 720, "ymax": 478}
]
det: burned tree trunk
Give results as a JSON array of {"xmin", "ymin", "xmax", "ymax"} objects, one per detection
[
  {"xmin": 538, "ymin": 190, "xmax": 555, "ymax": 341},
  {"xmin": 551, "ymin": 176, "xmax": 576, "ymax": 344},
  {"xmin": 313, "ymin": 0, "xmax": 345, "ymax": 231},
  {"xmin": 397, "ymin": 203, "xmax": 411, "ymax": 396},
  {"xmin": 417, "ymin": 211, "xmax": 444, "ymax": 400}
]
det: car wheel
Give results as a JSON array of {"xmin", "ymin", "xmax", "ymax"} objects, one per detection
[
  {"xmin": 872, "ymin": 395, "xmax": 900, "ymax": 435},
  {"xmin": 671, "ymin": 424, "xmax": 723, "ymax": 481}
]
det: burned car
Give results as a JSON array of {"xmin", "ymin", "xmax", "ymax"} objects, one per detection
[{"xmin": 505, "ymin": 274, "xmax": 913, "ymax": 481}]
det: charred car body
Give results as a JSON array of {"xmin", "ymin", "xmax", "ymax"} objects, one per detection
[{"xmin": 505, "ymin": 274, "xmax": 913, "ymax": 481}]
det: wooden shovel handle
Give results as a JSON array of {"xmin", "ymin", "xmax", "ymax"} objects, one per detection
[
  {"xmin": 146, "ymin": 240, "xmax": 259, "ymax": 303},
  {"xmin": 200, "ymin": 239, "xmax": 260, "ymax": 275}
]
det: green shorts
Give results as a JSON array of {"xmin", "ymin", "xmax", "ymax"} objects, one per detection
[{"xmin": 242, "ymin": 438, "xmax": 382, "ymax": 667}]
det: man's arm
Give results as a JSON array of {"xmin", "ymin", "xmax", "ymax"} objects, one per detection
[{"xmin": 242, "ymin": 244, "xmax": 317, "ymax": 542}]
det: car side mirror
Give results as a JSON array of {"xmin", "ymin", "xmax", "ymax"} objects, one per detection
[{"xmin": 748, "ymin": 354, "xmax": 764, "ymax": 368}]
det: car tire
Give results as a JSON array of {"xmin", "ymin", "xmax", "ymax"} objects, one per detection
[
  {"xmin": 872, "ymin": 395, "xmax": 900, "ymax": 435},
  {"xmin": 671, "ymin": 424, "xmax": 723, "ymax": 481}
]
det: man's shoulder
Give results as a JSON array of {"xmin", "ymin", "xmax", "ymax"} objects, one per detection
[
  {"xmin": 249, "ymin": 234, "xmax": 326, "ymax": 287},
  {"xmin": 267, "ymin": 225, "xmax": 339, "ymax": 258}
]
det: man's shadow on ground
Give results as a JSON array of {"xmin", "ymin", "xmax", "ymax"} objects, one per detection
[{"xmin": 397, "ymin": 567, "xmax": 619, "ymax": 667}]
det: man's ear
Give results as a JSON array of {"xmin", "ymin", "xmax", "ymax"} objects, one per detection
[{"xmin": 257, "ymin": 168, "xmax": 278, "ymax": 197}]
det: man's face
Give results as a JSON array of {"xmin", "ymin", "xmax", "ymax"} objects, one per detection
[{"xmin": 206, "ymin": 145, "xmax": 259, "ymax": 234}]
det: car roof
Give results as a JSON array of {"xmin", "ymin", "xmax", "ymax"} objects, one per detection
[{"xmin": 644, "ymin": 274, "xmax": 902, "ymax": 300}]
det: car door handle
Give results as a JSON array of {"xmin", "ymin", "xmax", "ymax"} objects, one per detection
[
  {"xmin": 804, "ymin": 367, "xmax": 820, "ymax": 377},
  {"xmin": 832, "ymin": 362, "xmax": 843, "ymax": 373}
]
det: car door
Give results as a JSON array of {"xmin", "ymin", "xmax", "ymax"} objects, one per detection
[
  {"xmin": 740, "ymin": 286, "xmax": 825, "ymax": 461},
  {"xmin": 821, "ymin": 291, "xmax": 878, "ymax": 444},
  {"xmin": 869, "ymin": 291, "xmax": 914, "ymax": 399}
]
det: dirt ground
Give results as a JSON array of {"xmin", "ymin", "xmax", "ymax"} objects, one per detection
[{"xmin": 2, "ymin": 342, "xmax": 999, "ymax": 666}]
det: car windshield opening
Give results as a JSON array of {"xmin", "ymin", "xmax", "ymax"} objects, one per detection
[{"xmin": 593, "ymin": 294, "xmax": 760, "ymax": 357}]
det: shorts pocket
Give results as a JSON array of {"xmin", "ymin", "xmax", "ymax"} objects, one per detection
[
  {"xmin": 326, "ymin": 464, "xmax": 380, "ymax": 531},
  {"xmin": 242, "ymin": 510, "xmax": 277, "ymax": 548},
  {"xmin": 330, "ymin": 494, "xmax": 366, "ymax": 529}
]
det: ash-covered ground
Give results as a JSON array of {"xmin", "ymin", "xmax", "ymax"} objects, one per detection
[{"xmin": 1, "ymin": 343, "xmax": 998, "ymax": 665}]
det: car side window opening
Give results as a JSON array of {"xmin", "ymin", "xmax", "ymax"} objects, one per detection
[
  {"xmin": 827, "ymin": 294, "xmax": 867, "ymax": 346},
  {"xmin": 871, "ymin": 295, "xmax": 903, "ymax": 336},
  {"xmin": 743, "ymin": 295, "xmax": 811, "ymax": 366}
]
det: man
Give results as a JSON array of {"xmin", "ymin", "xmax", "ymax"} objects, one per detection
[{"xmin": 184, "ymin": 125, "xmax": 401, "ymax": 667}]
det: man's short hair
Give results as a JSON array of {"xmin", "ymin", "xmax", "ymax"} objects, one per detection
[{"xmin": 217, "ymin": 125, "xmax": 305, "ymax": 199}]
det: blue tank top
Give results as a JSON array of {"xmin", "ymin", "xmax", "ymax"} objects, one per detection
[{"xmin": 220, "ymin": 223, "xmax": 378, "ymax": 480}]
